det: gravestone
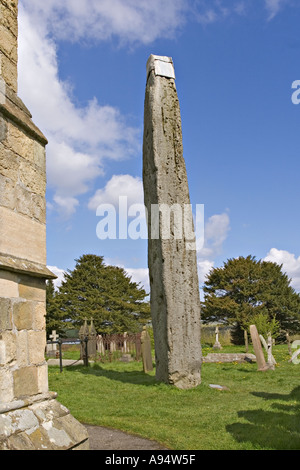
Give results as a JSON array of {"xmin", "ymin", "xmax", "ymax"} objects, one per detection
[
  {"xmin": 88, "ymin": 319, "xmax": 97, "ymax": 358},
  {"xmin": 213, "ymin": 326, "xmax": 222, "ymax": 350},
  {"xmin": 143, "ymin": 55, "xmax": 202, "ymax": 389},
  {"xmin": 141, "ymin": 327, "xmax": 153, "ymax": 373},
  {"xmin": 259, "ymin": 334, "xmax": 276, "ymax": 369},
  {"xmin": 79, "ymin": 319, "xmax": 89, "ymax": 362},
  {"xmin": 249, "ymin": 325, "xmax": 269, "ymax": 371},
  {"xmin": 0, "ymin": 1, "xmax": 89, "ymax": 449},
  {"xmin": 203, "ymin": 353, "xmax": 256, "ymax": 363},
  {"xmin": 46, "ymin": 330, "xmax": 59, "ymax": 357}
]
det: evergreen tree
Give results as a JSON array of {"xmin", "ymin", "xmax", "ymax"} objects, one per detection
[
  {"xmin": 46, "ymin": 279, "xmax": 66, "ymax": 337},
  {"xmin": 202, "ymin": 255, "xmax": 300, "ymax": 341},
  {"xmin": 56, "ymin": 254, "xmax": 150, "ymax": 333}
]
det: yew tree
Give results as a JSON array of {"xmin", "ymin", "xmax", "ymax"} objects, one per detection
[
  {"xmin": 202, "ymin": 255, "xmax": 300, "ymax": 340},
  {"xmin": 55, "ymin": 254, "xmax": 150, "ymax": 334}
]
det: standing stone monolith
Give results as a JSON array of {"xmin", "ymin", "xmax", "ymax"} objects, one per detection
[
  {"xmin": 0, "ymin": 0, "xmax": 89, "ymax": 449},
  {"xmin": 143, "ymin": 55, "xmax": 202, "ymax": 389}
]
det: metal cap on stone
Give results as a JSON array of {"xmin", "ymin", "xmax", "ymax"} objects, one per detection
[{"xmin": 146, "ymin": 55, "xmax": 175, "ymax": 80}]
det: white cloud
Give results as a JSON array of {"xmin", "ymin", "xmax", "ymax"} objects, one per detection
[
  {"xmin": 264, "ymin": 248, "xmax": 300, "ymax": 291},
  {"xmin": 20, "ymin": 0, "xmax": 188, "ymax": 45},
  {"xmin": 88, "ymin": 174, "xmax": 144, "ymax": 211},
  {"xmin": 125, "ymin": 267, "xmax": 150, "ymax": 294},
  {"xmin": 47, "ymin": 265, "xmax": 66, "ymax": 290},
  {"xmin": 197, "ymin": 212, "xmax": 231, "ymax": 285},
  {"xmin": 18, "ymin": 5, "xmax": 139, "ymax": 218},
  {"xmin": 264, "ymin": 0, "xmax": 288, "ymax": 19}
]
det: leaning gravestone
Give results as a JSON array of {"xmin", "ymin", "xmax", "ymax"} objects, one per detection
[
  {"xmin": 143, "ymin": 55, "xmax": 202, "ymax": 389},
  {"xmin": 0, "ymin": 0, "xmax": 89, "ymax": 449},
  {"xmin": 249, "ymin": 325, "xmax": 269, "ymax": 371},
  {"xmin": 141, "ymin": 327, "xmax": 153, "ymax": 373}
]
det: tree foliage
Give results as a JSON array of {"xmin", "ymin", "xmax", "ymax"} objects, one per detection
[
  {"xmin": 46, "ymin": 279, "xmax": 66, "ymax": 337},
  {"xmin": 51, "ymin": 254, "xmax": 150, "ymax": 334},
  {"xmin": 202, "ymin": 255, "xmax": 300, "ymax": 339}
]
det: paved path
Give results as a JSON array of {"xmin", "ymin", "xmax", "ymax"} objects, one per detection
[{"xmin": 85, "ymin": 425, "xmax": 167, "ymax": 451}]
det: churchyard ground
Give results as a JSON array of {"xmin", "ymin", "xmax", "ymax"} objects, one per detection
[{"xmin": 48, "ymin": 344, "xmax": 300, "ymax": 450}]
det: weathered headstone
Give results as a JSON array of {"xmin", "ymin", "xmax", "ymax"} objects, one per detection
[
  {"xmin": 88, "ymin": 319, "xmax": 97, "ymax": 358},
  {"xmin": 79, "ymin": 319, "xmax": 89, "ymax": 362},
  {"xmin": 259, "ymin": 333, "xmax": 276, "ymax": 369},
  {"xmin": 141, "ymin": 327, "xmax": 153, "ymax": 373},
  {"xmin": 46, "ymin": 330, "xmax": 59, "ymax": 357},
  {"xmin": 120, "ymin": 354, "xmax": 133, "ymax": 363},
  {"xmin": 143, "ymin": 55, "xmax": 202, "ymax": 389},
  {"xmin": 249, "ymin": 325, "xmax": 269, "ymax": 371},
  {"xmin": 213, "ymin": 326, "xmax": 222, "ymax": 350},
  {"xmin": 203, "ymin": 353, "xmax": 256, "ymax": 363},
  {"xmin": 50, "ymin": 330, "xmax": 59, "ymax": 351},
  {"xmin": 0, "ymin": 1, "xmax": 89, "ymax": 449}
]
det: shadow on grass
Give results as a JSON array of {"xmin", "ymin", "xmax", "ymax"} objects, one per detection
[
  {"xmin": 227, "ymin": 386, "xmax": 300, "ymax": 449},
  {"xmin": 66, "ymin": 363, "xmax": 160, "ymax": 387}
]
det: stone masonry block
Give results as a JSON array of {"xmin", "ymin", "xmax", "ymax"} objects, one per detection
[
  {"xmin": 32, "ymin": 302, "xmax": 46, "ymax": 331},
  {"xmin": 0, "ymin": 51, "xmax": 17, "ymax": 92},
  {"xmin": 5, "ymin": 122, "xmax": 46, "ymax": 173},
  {"xmin": 0, "ymin": 297, "xmax": 12, "ymax": 330},
  {"xmin": 15, "ymin": 184, "xmax": 46, "ymax": 224},
  {"xmin": 16, "ymin": 329, "xmax": 28, "ymax": 368},
  {"xmin": 37, "ymin": 363, "xmax": 49, "ymax": 394},
  {"xmin": 0, "ymin": 141, "xmax": 19, "ymax": 181},
  {"xmin": 0, "ymin": 206, "xmax": 46, "ymax": 265},
  {"xmin": 13, "ymin": 366, "xmax": 39, "ymax": 399},
  {"xmin": 18, "ymin": 275, "xmax": 46, "ymax": 302},
  {"xmin": 12, "ymin": 300, "xmax": 33, "ymax": 330},
  {"xmin": 6, "ymin": 121, "xmax": 33, "ymax": 162},
  {"xmin": 28, "ymin": 330, "xmax": 46, "ymax": 364},
  {"xmin": 0, "ymin": 270, "xmax": 19, "ymax": 298},
  {"xmin": 0, "ymin": 22, "xmax": 18, "ymax": 63},
  {"xmin": 0, "ymin": 330, "xmax": 16, "ymax": 363},
  {"xmin": 0, "ymin": 367, "xmax": 13, "ymax": 402},
  {"xmin": 0, "ymin": 2, "xmax": 18, "ymax": 37},
  {"xmin": 0, "ymin": 0, "xmax": 18, "ymax": 18},
  {"xmin": 0, "ymin": 117, "xmax": 7, "ymax": 141},
  {"xmin": 0, "ymin": 174, "xmax": 16, "ymax": 210},
  {"xmin": 18, "ymin": 158, "xmax": 46, "ymax": 196}
]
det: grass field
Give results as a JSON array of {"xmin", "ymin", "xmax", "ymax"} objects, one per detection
[{"xmin": 48, "ymin": 345, "xmax": 300, "ymax": 450}]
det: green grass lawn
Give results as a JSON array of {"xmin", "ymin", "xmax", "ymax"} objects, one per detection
[{"xmin": 48, "ymin": 345, "xmax": 300, "ymax": 450}]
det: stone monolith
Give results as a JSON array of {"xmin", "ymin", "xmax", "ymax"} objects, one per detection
[
  {"xmin": 0, "ymin": 0, "xmax": 89, "ymax": 449},
  {"xmin": 143, "ymin": 55, "xmax": 202, "ymax": 389}
]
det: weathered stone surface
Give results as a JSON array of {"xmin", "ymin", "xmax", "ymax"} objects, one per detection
[
  {"xmin": 13, "ymin": 366, "xmax": 39, "ymax": 398},
  {"xmin": 0, "ymin": 270, "xmax": 19, "ymax": 298},
  {"xmin": 143, "ymin": 55, "xmax": 201, "ymax": 389},
  {"xmin": 203, "ymin": 353, "xmax": 256, "ymax": 363},
  {"xmin": 0, "ymin": 399, "xmax": 89, "ymax": 450},
  {"xmin": 250, "ymin": 325, "xmax": 269, "ymax": 371},
  {"xmin": 0, "ymin": 253, "xmax": 56, "ymax": 279},
  {"xmin": 0, "ymin": 206, "xmax": 46, "ymax": 265},
  {"xmin": 0, "ymin": 297, "xmax": 12, "ymax": 329}
]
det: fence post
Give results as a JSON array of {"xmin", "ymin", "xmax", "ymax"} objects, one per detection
[
  {"xmin": 84, "ymin": 336, "xmax": 89, "ymax": 367},
  {"xmin": 58, "ymin": 339, "xmax": 63, "ymax": 373}
]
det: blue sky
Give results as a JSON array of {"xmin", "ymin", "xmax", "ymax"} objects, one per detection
[{"xmin": 18, "ymin": 0, "xmax": 300, "ymax": 293}]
